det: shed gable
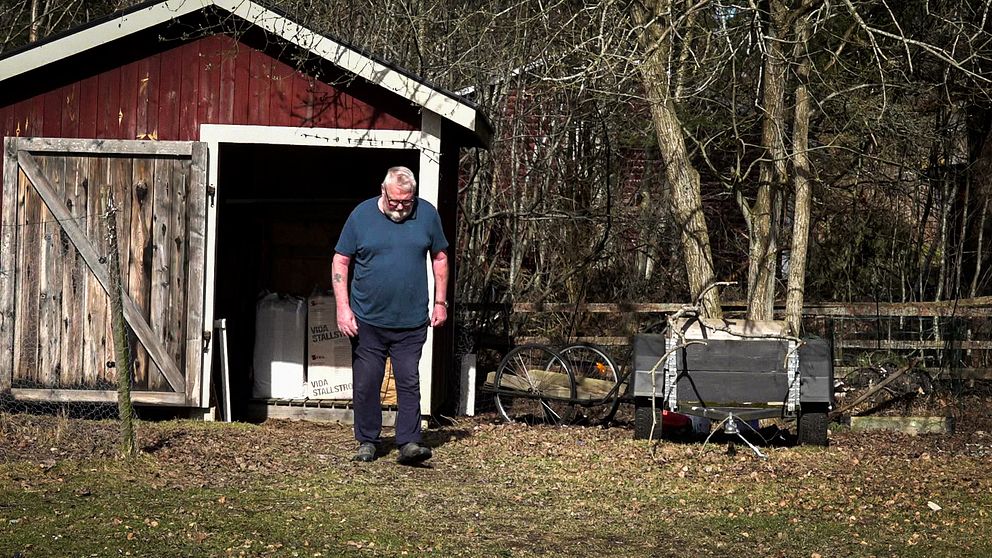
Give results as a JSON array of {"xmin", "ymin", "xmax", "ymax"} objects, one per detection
[{"xmin": 0, "ymin": 30, "xmax": 419, "ymax": 143}]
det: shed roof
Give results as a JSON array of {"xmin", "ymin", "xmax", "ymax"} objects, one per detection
[{"xmin": 0, "ymin": 0, "xmax": 491, "ymax": 146}]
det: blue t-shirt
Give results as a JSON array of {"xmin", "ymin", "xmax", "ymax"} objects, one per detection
[{"xmin": 335, "ymin": 197, "xmax": 448, "ymax": 329}]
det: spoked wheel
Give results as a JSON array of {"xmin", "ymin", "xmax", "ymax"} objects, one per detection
[
  {"xmin": 494, "ymin": 344, "xmax": 577, "ymax": 425},
  {"xmin": 558, "ymin": 343, "xmax": 620, "ymax": 425}
]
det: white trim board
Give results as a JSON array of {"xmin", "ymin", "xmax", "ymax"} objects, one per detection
[
  {"xmin": 417, "ymin": 111, "xmax": 442, "ymax": 416},
  {"xmin": 0, "ymin": 0, "xmax": 488, "ymax": 140},
  {"xmin": 200, "ymin": 124, "xmax": 439, "ymax": 154},
  {"xmin": 199, "ymin": 123, "xmax": 440, "ymax": 416}
]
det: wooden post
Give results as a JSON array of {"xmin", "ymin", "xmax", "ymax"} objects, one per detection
[
  {"xmin": 458, "ymin": 354, "xmax": 476, "ymax": 416},
  {"xmin": 106, "ymin": 191, "xmax": 135, "ymax": 457}
]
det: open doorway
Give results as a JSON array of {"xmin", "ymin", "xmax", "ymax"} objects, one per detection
[{"xmin": 212, "ymin": 142, "xmax": 419, "ymax": 419}]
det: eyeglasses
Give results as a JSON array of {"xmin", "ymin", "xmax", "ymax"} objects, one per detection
[{"xmin": 383, "ymin": 189, "xmax": 416, "ymax": 208}]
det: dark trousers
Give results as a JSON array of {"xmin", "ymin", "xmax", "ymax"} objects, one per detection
[{"xmin": 351, "ymin": 320, "xmax": 428, "ymax": 446}]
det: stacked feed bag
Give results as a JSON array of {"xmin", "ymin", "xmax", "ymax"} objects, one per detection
[
  {"xmin": 305, "ymin": 294, "xmax": 354, "ymax": 399},
  {"xmin": 303, "ymin": 293, "xmax": 397, "ymax": 405},
  {"xmin": 252, "ymin": 293, "xmax": 306, "ymax": 399}
]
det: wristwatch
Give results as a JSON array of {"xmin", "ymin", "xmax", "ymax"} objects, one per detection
[{"xmin": 434, "ymin": 300, "xmax": 448, "ymax": 308}]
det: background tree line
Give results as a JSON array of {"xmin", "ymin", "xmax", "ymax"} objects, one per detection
[{"xmin": 4, "ymin": 0, "xmax": 992, "ymax": 336}]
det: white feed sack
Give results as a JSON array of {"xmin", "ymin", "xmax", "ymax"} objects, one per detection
[
  {"xmin": 305, "ymin": 294, "xmax": 354, "ymax": 399},
  {"xmin": 252, "ymin": 293, "xmax": 306, "ymax": 399}
]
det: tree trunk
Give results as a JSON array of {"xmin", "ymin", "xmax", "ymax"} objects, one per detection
[
  {"xmin": 748, "ymin": 3, "xmax": 790, "ymax": 320},
  {"xmin": 953, "ymin": 174, "xmax": 971, "ymax": 299},
  {"xmin": 29, "ymin": 0, "xmax": 40, "ymax": 42},
  {"xmin": 106, "ymin": 193, "xmax": 135, "ymax": 458},
  {"xmin": 936, "ymin": 177, "xmax": 955, "ymax": 301},
  {"xmin": 632, "ymin": 0, "xmax": 722, "ymax": 318},
  {"xmin": 971, "ymin": 197, "xmax": 988, "ymax": 298},
  {"xmin": 785, "ymin": 13, "xmax": 814, "ymax": 335}
]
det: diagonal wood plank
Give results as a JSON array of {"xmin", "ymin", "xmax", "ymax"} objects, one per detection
[{"xmin": 16, "ymin": 148, "xmax": 186, "ymax": 395}]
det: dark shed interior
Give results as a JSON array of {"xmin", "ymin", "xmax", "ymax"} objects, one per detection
[{"xmin": 213, "ymin": 143, "xmax": 419, "ymax": 418}]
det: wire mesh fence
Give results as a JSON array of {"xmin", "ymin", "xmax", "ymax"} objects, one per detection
[
  {"xmin": 1, "ymin": 195, "xmax": 141, "ymax": 462},
  {"xmin": 5, "ymin": 300, "xmax": 992, "ymax": 463}
]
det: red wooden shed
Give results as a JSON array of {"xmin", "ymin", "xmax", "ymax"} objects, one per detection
[{"xmin": 0, "ymin": 0, "xmax": 491, "ymax": 420}]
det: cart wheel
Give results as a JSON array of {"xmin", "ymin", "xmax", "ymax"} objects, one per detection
[
  {"xmin": 559, "ymin": 343, "xmax": 620, "ymax": 425},
  {"xmin": 494, "ymin": 344, "xmax": 577, "ymax": 425},
  {"xmin": 633, "ymin": 397, "xmax": 694, "ymax": 439},
  {"xmin": 797, "ymin": 406, "xmax": 829, "ymax": 446},
  {"xmin": 633, "ymin": 398, "xmax": 663, "ymax": 439}
]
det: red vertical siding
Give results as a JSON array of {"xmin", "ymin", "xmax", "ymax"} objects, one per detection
[
  {"xmin": 95, "ymin": 66, "xmax": 121, "ymax": 139},
  {"xmin": 232, "ymin": 44, "xmax": 250, "ymax": 124},
  {"xmin": 120, "ymin": 60, "xmax": 140, "ymax": 140},
  {"xmin": 310, "ymin": 78, "xmax": 349, "ymax": 128},
  {"xmin": 8, "ymin": 99, "xmax": 29, "ymax": 136},
  {"xmin": 0, "ymin": 105, "xmax": 8, "ymax": 185},
  {"xmin": 247, "ymin": 47, "xmax": 271, "ymax": 126},
  {"xmin": 28, "ymin": 94, "xmax": 44, "ymax": 138},
  {"xmin": 61, "ymin": 83, "xmax": 80, "ymax": 138},
  {"xmin": 77, "ymin": 75, "xmax": 99, "ymax": 138},
  {"xmin": 218, "ymin": 40, "xmax": 237, "ymax": 125},
  {"xmin": 146, "ymin": 54, "xmax": 162, "ymax": 140},
  {"xmin": 42, "ymin": 89, "xmax": 62, "ymax": 137},
  {"xmin": 135, "ymin": 54, "xmax": 161, "ymax": 139},
  {"xmin": 268, "ymin": 56, "xmax": 294, "ymax": 127},
  {"xmin": 197, "ymin": 35, "xmax": 222, "ymax": 128},
  {"xmin": 178, "ymin": 42, "xmax": 200, "ymax": 141},
  {"xmin": 0, "ymin": 106, "xmax": 9, "ymax": 137},
  {"xmin": 293, "ymin": 74, "xmax": 315, "ymax": 125},
  {"xmin": 158, "ymin": 47, "xmax": 180, "ymax": 141}
]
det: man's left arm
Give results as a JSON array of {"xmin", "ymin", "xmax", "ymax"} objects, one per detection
[{"xmin": 430, "ymin": 250, "xmax": 449, "ymax": 327}]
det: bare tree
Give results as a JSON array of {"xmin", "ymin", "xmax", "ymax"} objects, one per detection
[
  {"xmin": 630, "ymin": 0, "xmax": 723, "ymax": 318},
  {"xmin": 6, "ymin": 0, "xmax": 991, "ymax": 337}
]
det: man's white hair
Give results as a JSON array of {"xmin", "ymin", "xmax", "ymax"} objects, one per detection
[{"xmin": 383, "ymin": 166, "xmax": 417, "ymax": 193}]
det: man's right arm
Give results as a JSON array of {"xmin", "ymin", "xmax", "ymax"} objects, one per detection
[{"xmin": 332, "ymin": 253, "xmax": 358, "ymax": 337}]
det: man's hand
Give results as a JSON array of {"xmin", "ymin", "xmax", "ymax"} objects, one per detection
[
  {"xmin": 337, "ymin": 304, "xmax": 358, "ymax": 337},
  {"xmin": 430, "ymin": 304, "xmax": 447, "ymax": 328}
]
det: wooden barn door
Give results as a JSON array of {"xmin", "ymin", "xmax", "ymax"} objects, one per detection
[{"xmin": 0, "ymin": 137, "xmax": 208, "ymax": 407}]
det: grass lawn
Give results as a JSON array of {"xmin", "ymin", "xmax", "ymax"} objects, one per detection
[{"xmin": 2, "ymin": 411, "xmax": 992, "ymax": 557}]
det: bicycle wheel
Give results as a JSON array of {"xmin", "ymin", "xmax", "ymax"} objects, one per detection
[
  {"xmin": 493, "ymin": 344, "xmax": 577, "ymax": 425},
  {"xmin": 559, "ymin": 343, "xmax": 620, "ymax": 425}
]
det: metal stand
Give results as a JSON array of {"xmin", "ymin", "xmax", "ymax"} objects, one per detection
[
  {"xmin": 702, "ymin": 412, "xmax": 767, "ymax": 459},
  {"xmin": 214, "ymin": 319, "xmax": 232, "ymax": 422}
]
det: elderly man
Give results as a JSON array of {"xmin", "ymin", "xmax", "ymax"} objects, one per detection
[{"xmin": 332, "ymin": 166, "xmax": 448, "ymax": 465}]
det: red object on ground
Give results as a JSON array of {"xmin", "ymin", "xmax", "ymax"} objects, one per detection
[{"xmin": 662, "ymin": 410, "xmax": 693, "ymax": 430}]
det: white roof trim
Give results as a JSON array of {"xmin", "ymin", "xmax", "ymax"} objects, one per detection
[
  {"xmin": 0, "ymin": 0, "xmax": 483, "ymax": 136},
  {"xmin": 0, "ymin": 0, "xmax": 206, "ymax": 79},
  {"xmin": 199, "ymin": 123, "xmax": 437, "ymax": 153}
]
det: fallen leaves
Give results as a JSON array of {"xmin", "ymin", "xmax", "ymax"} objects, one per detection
[{"xmin": 3, "ymin": 410, "xmax": 992, "ymax": 556}]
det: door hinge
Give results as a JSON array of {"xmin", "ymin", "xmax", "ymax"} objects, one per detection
[
  {"xmin": 207, "ymin": 185, "xmax": 217, "ymax": 207},
  {"xmin": 202, "ymin": 330, "xmax": 212, "ymax": 353}
]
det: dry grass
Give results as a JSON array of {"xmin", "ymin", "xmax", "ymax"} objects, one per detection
[{"xmin": 1, "ymin": 403, "xmax": 991, "ymax": 557}]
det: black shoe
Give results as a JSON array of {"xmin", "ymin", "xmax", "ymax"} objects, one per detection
[
  {"xmin": 396, "ymin": 442, "xmax": 432, "ymax": 465},
  {"xmin": 352, "ymin": 442, "xmax": 377, "ymax": 462}
]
